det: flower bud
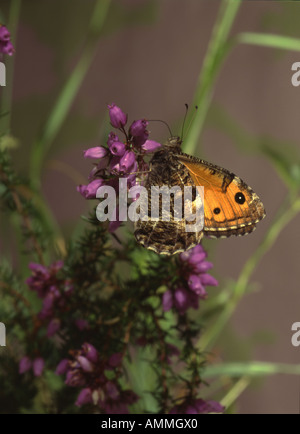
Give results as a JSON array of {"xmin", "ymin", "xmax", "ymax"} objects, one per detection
[{"xmin": 108, "ymin": 103, "xmax": 127, "ymax": 128}]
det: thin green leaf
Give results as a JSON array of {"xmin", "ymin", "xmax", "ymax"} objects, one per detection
[
  {"xmin": 236, "ymin": 32, "xmax": 300, "ymax": 51},
  {"xmin": 203, "ymin": 362, "xmax": 300, "ymax": 378}
]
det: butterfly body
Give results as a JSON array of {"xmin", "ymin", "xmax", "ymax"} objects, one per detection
[{"xmin": 134, "ymin": 137, "xmax": 266, "ymax": 255}]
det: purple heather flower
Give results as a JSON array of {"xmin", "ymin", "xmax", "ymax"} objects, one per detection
[
  {"xmin": 110, "ymin": 155, "xmax": 122, "ymax": 173},
  {"xmin": 187, "ymin": 274, "xmax": 207, "ymax": 297},
  {"xmin": 83, "ymin": 146, "xmax": 107, "ymax": 159},
  {"xmin": 129, "ymin": 119, "xmax": 148, "ymax": 137},
  {"xmin": 108, "ymin": 103, "xmax": 127, "ymax": 128},
  {"xmin": 0, "ymin": 26, "xmax": 10, "ymax": 41},
  {"xmin": 77, "ymin": 356, "xmax": 94, "ymax": 373},
  {"xmin": 174, "ymin": 287, "xmax": 199, "ymax": 314},
  {"xmin": 33, "ymin": 357, "xmax": 45, "ymax": 377},
  {"xmin": 163, "ymin": 287, "xmax": 199, "ymax": 315},
  {"xmin": 75, "ymin": 388, "xmax": 93, "ymax": 407},
  {"xmin": 108, "ymin": 352, "xmax": 123, "ymax": 368},
  {"xmin": 120, "ymin": 151, "xmax": 136, "ymax": 172},
  {"xmin": 19, "ymin": 356, "xmax": 32, "ymax": 374},
  {"xmin": 142, "ymin": 139, "xmax": 161, "ymax": 153},
  {"xmin": 47, "ymin": 318, "xmax": 61, "ymax": 337},
  {"xmin": 105, "ymin": 381, "xmax": 120, "ymax": 400},
  {"xmin": 26, "ymin": 261, "xmax": 63, "ymax": 299},
  {"xmin": 56, "ymin": 359, "xmax": 69, "ymax": 375},
  {"xmin": 107, "ymin": 132, "xmax": 120, "ymax": 147},
  {"xmin": 194, "ymin": 399, "xmax": 224, "ymax": 414},
  {"xmin": 77, "ymin": 178, "xmax": 104, "ymax": 199},
  {"xmin": 162, "ymin": 289, "xmax": 173, "ymax": 312},
  {"xmin": 169, "ymin": 398, "xmax": 224, "ymax": 414},
  {"xmin": 82, "ymin": 343, "xmax": 98, "ymax": 363},
  {"xmin": 109, "ymin": 140, "xmax": 126, "ymax": 157},
  {"xmin": 0, "ymin": 25, "xmax": 14, "ymax": 56},
  {"xmin": 75, "ymin": 319, "xmax": 89, "ymax": 331}
]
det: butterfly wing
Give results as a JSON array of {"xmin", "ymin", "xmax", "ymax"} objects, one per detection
[
  {"xmin": 134, "ymin": 149, "xmax": 203, "ymax": 255},
  {"xmin": 177, "ymin": 153, "xmax": 266, "ymax": 238}
]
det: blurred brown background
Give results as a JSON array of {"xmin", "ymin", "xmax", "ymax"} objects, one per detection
[{"xmin": 2, "ymin": 0, "xmax": 300, "ymax": 414}]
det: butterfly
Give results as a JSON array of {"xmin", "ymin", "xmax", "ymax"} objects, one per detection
[{"xmin": 134, "ymin": 136, "xmax": 266, "ymax": 255}]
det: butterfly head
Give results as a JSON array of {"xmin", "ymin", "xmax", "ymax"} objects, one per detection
[{"xmin": 164, "ymin": 136, "xmax": 182, "ymax": 150}]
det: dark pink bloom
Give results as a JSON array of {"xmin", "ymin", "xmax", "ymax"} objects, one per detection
[
  {"xmin": 33, "ymin": 357, "xmax": 45, "ymax": 377},
  {"xmin": 0, "ymin": 25, "xmax": 14, "ymax": 56},
  {"xmin": 109, "ymin": 140, "xmax": 126, "ymax": 156},
  {"xmin": 107, "ymin": 132, "xmax": 120, "ymax": 147},
  {"xmin": 75, "ymin": 388, "xmax": 93, "ymax": 407},
  {"xmin": 142, "ymin": 140, "xmax": 161, "ymax": 153},
  {"xmin": 120, "ymin": 151, "xmax": 136, "ymax": 172},
  {"xmin": 75, "ymin": 319, "xmax": 89, "ymax": 331},
  {"xmin": 129, "ymin": 119, "xmax": 148, "ymax": 137},
  {"xmin": 77, "ymin": 178, "xmax": 104, "ymax": 199},
  {"xmin": 194, "ymin": 398, "xmax": 224, "ymax": 414},
  {"xmin": 174, "ymin": 287, "xmax": 199, "ymax": 314},
  {"xmin": 83, "ymin": 146, "xmax": 107, "ymax": 159},
  {"xmin": 77, "ymin": 356, "xmax": 94, "ymax": 373},
  {"xmin": 56, "ymin": 359, "xmax": 69, "ymax": 375},
  {"xmin": 0, "ymin": 26, "xmax": 10, "ymax": 41},
  {"xmin": 169, "ymin": 398, "xmax": 224, "ymax": 414},
  {"xmin": 108, "ymin": 352, "xmax": 123, "ymax": 368},
  {"xmin": 187, "ymin": 274, "xmax": 207, "ymax": 297},
  {"xmin": 162, "ymin": 290, "xmax": 173, "ymax": 312},
  {"xmin": 47, "ymin": 318, "xmax": 61, "ymax": 337},
  {"xmin": 108, "ymin": 103, "xmax": 127, "ymax": 128},
  {"xmin": 26, "ymin": 261, "xmax": 63, "ymax": 299},
  {"xmin": 82, "ymin": 343, "xmax": 98, "ymax": 363},
  {"xmin": 19, "ymin": 356, "xmax": 32, "ymax": 374}
]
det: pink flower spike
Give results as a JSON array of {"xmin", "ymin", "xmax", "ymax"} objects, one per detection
[
  {"xmin": 108, "ymin": 103, "xmax": 127, "ymax": 128},
  {"xmin": 83, "ymin": 146, "xmax": 107, "ymax": 159}
]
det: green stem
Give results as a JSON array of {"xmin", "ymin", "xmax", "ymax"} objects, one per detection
[
  {"xmin": 0, "ymin": 0, "xmax": 22, "ymax": 133},
  {"xmin": 220, "ymin": 376, "xmax": 250, "ymax": 409},
  {"xmin": 198, "ymin": 194, "xmax": 300, "ymax": 351},
  {"xmin": 30, "ymin": 0, "xmax": 111, "ymax": 190},
  {"xmin": 183, "ymin": 0, "xmax": 242, "ymax": 155}
]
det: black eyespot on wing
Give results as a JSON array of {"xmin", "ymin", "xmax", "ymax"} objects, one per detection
[
  {"xmin": 214, "ymin": 207, "xmax": 221, "ymax": 215},
  {"xmin": 235, "ymin": 192, "xmax": 245, "ymax": 204}
]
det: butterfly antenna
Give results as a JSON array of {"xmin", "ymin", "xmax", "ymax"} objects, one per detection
[
  {"xmin": 181, "ymin": 103, "xmax": 189, "ymax": 141},
  {"xmin": 148, "ymin": 119, "xmax": 173, "ymax": 137},
  {"xmin": 182, "ymin": 105, "xmax": 198, "ymax": 141}
]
